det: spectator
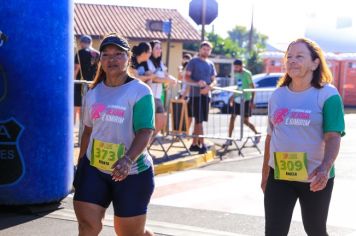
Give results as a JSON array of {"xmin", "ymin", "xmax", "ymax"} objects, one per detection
[
  {"xmin": 74, "ymin": 35, "xmax": 100, "ymax": 125},
  {"xmin": 147, "ymin": 40, "xmax": 175, "ymax": 138},
  {"xmin": 223, "ymin": 59, "xmax": 260, "ymax": 147},
  {"xmin": 185, "ymin": 41, "xmax": 217, "ymax": 154},
  {"xmin": 178, "ymin": 53, "xmax": 192, "ymax": 100},
  {"xmin": 129, "ymin": 42, "xmax": 155, "ymax": 83}
]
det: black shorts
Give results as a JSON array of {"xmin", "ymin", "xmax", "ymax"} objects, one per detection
[
  {"xmin": 154, "ymin": 98, "xmax": 165, "ymax": 114},
  {"xmin": 73, "ymin": 156, "xmax": 155, "ymax": 217},
  {"xmin": 74, "ymin": 83, "xmax": 82, "ymax": 107},
  {"xmin": 188, "ymin": 95, "xmax": 210, "ymax": 123},
  {"xmin": 229, "ymin": 100, "xmax": 252, "ymax": 117}
]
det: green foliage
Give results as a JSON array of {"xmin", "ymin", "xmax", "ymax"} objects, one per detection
[
  {"xmin": 246, "ymin": 50, "xmax": 264, "ymax": 74},
  {"xmin": 183, "ymin": 25, "xmax": 268, "ymax": 74}
]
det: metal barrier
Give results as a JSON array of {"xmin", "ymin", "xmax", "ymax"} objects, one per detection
[
  {"xmin": 74, "ymin": 80, "xmax": 91, "ymax": 146},
  {"xmin": 165, "ymin": 81, "xmax": 275, "ymax": 157},
  {"xmin": 73, "ymin": 79, "xmax": 275, "ymax": 159}
]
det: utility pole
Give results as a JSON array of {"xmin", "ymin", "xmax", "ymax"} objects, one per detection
[{"xmin": 201, "ymin": 0, "xmax": 206, "ymax": 42}]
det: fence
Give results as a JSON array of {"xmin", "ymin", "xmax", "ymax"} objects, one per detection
[
  {"xmin": 166, "ymin": 82, "xmax": 273, "ymax": 158},
  {"xmin": 74, "ymin": 79, "xmax": 275, "ymax": 160}
]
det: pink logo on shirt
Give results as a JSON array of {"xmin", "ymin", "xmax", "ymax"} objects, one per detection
[
  {"xmin": 106, "ymin": 108, "xmax": 125, "ymax": 117},
  {"xmin": 91, "ymin": 103, "xmax": 106, "ymax": 120},
  {"xmin": 273, "ymin": 108, "xmax": 289, "ymax": 125}
]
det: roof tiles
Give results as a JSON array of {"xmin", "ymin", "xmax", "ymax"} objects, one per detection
[{"xmin": 74, "ymin": 3, "xmax": 201, "ymax": 42}]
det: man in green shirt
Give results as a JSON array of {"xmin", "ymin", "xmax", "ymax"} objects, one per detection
[{"xmin": 224, "ymin": 59, "xmax": 260, "ymax": 147}]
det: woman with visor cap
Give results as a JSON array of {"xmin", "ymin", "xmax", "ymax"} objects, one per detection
[{"xmin": 73, "ymin": 33, "xmax": 155, "ymax": 236}]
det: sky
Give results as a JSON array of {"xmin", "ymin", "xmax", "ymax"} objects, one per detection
[{"xmin": 74, "ymin": 0, "xmax": 356, "ymax": 51}]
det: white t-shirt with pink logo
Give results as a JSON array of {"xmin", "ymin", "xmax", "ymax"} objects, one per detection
[
  {"xmin": 267, "ymin": 84, "xmax": 345, "ymax": 180},
  {"xmin": 83, "ymin": 78, "xmax": 155, "ymax": 175}
]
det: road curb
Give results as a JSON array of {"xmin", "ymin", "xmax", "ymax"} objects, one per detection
[{"xmin": 154, "ymin": 148, "xmax": 216, "ymax": 175}]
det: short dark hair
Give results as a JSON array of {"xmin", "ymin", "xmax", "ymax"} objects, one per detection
[
  {"xmin": 80, "ymin": 35, "xmax": 92, "ymax": 44},
  {"xmin": 233, "ymin": 59, "xmax": 243, "ymax": 66},
  {"xmin": 200, "ymin": 41, "xmax": 213, "ymax": 48}
]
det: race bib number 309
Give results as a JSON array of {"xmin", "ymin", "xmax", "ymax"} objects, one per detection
[
  {"xmin": 274, "ymin": 152, "xmax": 308, "ymax": 181},
  {"xmin": 91, "ymin": 139, "xmax": 125, "ymax": 172}
]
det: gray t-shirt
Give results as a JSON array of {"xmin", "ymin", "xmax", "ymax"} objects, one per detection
[
  {"xmin": 83, "ymin": 79, "xmax": 155, "ymax": 175},
  {"xmin": 186, "ymin": 57, "xmax": 217, "ymax": 97},
  {"xmin": 267, "ymin": 84, "xmax": 345, "ymax": 180}
]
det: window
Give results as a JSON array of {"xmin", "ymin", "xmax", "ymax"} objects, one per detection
[{"xmin": 255, "ymin": 76, "xmax": 279, "ymax": 87}]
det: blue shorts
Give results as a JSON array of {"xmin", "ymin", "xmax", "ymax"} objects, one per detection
[{"xmin": 73, "ymin": 156, "xmax": 155, "ymax": 217}]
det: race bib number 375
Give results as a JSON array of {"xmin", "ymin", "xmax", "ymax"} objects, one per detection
[
  {"xmin": 91, "ymin": 139, "xmax": 125, "ymax": 172},
  {"xmin": 274, "ymin": 152, "xmax": 308, "ymax": 181}
]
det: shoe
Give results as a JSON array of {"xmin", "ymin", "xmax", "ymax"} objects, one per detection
[
  {"xmin": 198, "ymin": 144, "xmax": 208, "ymax": 154},
  {"xmin": 189, "ymin": 144, "xmax": 200, "ymax": 152},
  {"xmin": 222, "ymin": 140, "xmax": 233, "ymax": 148},
  {"xmin": 253, "ymin": 135, "xmax": 261, "ymax": 145}
]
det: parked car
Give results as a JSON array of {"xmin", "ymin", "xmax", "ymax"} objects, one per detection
[{"xmin": 211, "ymin": 73, "xmax": 284, "ymax": 113}]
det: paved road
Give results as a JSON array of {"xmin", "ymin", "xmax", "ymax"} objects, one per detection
[
  {"xmin": 146, "ymin": 113, "xmax": 356, "ymax": 235},
  {"xmin": 1, "ymin": 114, "xmax": 355, "ymax": 236}
]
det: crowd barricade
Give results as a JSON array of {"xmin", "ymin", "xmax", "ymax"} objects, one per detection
[
  {"xmin": 165, "ymin": 81, "xmax": 275, "ymax": 158},
  {"xmin": 237, "ymin": 87, "xmax": 275, "ymax": 154},
  {"xmin": 75, "ymin": 80, "xmax": 92, "ymax": 146},
  {"xmin": 74, "ymin": 79, "xmax": 275, "ymax": 159}
]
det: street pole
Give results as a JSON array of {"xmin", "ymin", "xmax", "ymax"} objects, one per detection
[
  {"xmin": 165, "ymin": 18, "xmax": 172, "ymax": 68},
  {"xmin": 201, "ymin": 0, "xmax": 206, "ymax": 42}
]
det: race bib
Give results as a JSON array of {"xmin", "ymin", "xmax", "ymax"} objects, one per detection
[
  {"xmin": 274, "ymin": 152, "xmax": 308, "ymax": 181},
  {"xmin": 90, "ymin": 139, "xmax": 125, "ymax": 172}
]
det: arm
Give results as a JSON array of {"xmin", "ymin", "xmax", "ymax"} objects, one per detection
[
  {"xmin": 309, "ymin": 132, "xmax": 341, "ymax": 192},
  {"xmin": 261, "ymin": 134, "xmax": 271, "ymax": 192},
  {"xmin": 184, "ymin": 70, "xmax": 206, "ymax": 87},
  {"xmin": 129, "ymin": 67, "xmax": 155, "ymax": 83},
  {"xmin": 200, "ymin": 75, "xmax": 216, "ymax": 95},
  {"xmin": 126, "ymin": 129, "xmax": 153, "ymax": 161},
  {"xmin": 74, "ymin": 64, "xmax": 81, "ymax": 79},
  {"xmin": 249, "ymin": 79, "xmax": 255, "ymax": 102},
  {"xmin": 111, "ymin": 128, "xmax": 153, "ymax": 182},
  {"xmin": 78, "ymin": 125, "xmax": 92, "ymax": 160},
  {"xmin": 209, "ymin": 75, "xmax": 217, "ymax": 89}
]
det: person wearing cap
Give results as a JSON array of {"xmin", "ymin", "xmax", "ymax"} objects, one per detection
[
  {"xmin": 74, "ymin": 35, "xmax": 100, "ymax": 126},
  {"xmin": 73, "ymin": 33, "xmax": 155, "ymax": 236}
]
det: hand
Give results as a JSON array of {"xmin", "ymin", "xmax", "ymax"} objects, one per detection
[
  {"xmin": 165, "ymin": 75, "xmax": 177, "ymax": 88},
  {"xmin": 200, "ymin": 86, "xmax": 210, "ymax": 95},
  {"xmin": 229, "ymin": 96, "xmax": 234, "ymax": 107},
  {"xmin": 198, "ymin": 80, "xmax": 207, "ymax": 88},
  {"xmin": 309, "ymin": 165, "xmax": 329, "ymax": 192},
  {"xmin": 261, "ymin": 171, "xmax": 269, "ymax": 193},
  {"xmin": 261, "ymin": 178, "xmax": 268, "ymax": 193},
  {"xmin": 111, "ymin": 156, "xmax": 133, "ymax": 182}
]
